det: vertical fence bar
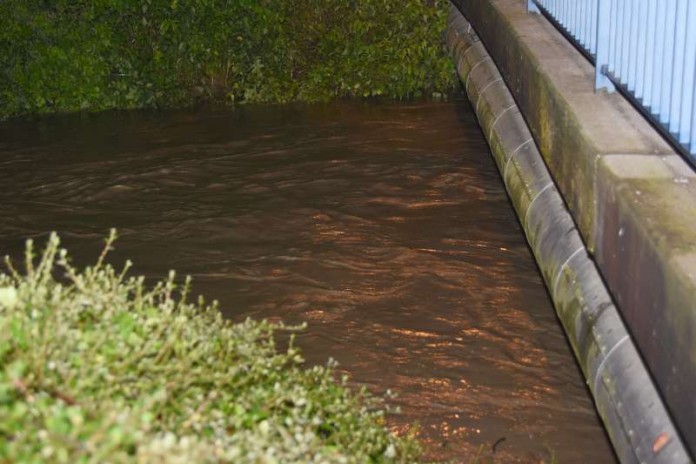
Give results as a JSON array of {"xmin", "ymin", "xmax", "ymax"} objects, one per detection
[
  {"xmin": 634, "ymin": 0, "xmax": 648, "ymax": 99},
  {"xmin": 580, "ymin": 0, "xmax": 590, "ymax": 46},
  {"xmin": 660, "ymin": 0, "xmax": 677, "ymax": 125},
  {"xmin": 627, "ymin": 1, "xmax": 639, "ymax": 92},
  {"xmin": 608, "ymin": 0, "xmax": 618, "ymax": 74},
  {"xmin": 669, "ymin": 0, "xmax": 688, "ymax": 133},
  {"xmin": 643, "ymin": 0, "xmax": 657, "ymax": 107},
  {"xmin": 596, "ymin": 0, "xmax": 615, "ymax": 90},
  {"xmin": 566, "ymin": 0, "xmax": 571, "ymax": 30},
  {"xmin": 573, "ymin": 0, "xmax": 579, "ymax": 39},
  {"xmin": 587, "ymin": 0, "xmax": 594, "ymax": 50},
  {"xmin": 579, "ymin": 0, "xmax": 584, "ymax": 39},
  {"xmin": 579, "ymin": 0, "xmax": 585, "ymax": 46},
  {"xmin": 614, "ymin": 0, "xmax": 625, "ymax": 76},
  {"xmin": 652, "ymin": 0, "xmax": 667, "ymax": 116},
  {"xmin": 563, "ymin": 0, "xmax": 569, "ymax": 32},
  {"xmin": 691, "ymin": 48, "xmax": 696, "ymax": 151},
  {"xmin": 620, "ymin": 0, "xmax": 631, "ymax": 80},
  {"xmin": 679, "ymin": 0, "xmax": 696, "ymax": 144},
  {"xmin": 589, "ymin": 0, "xmax": 598, "ymax": 56}
]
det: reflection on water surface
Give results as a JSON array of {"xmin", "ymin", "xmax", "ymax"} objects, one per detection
[{"xmin": 0, "ymin": 98, "xmax": 615, "ymax": 462}]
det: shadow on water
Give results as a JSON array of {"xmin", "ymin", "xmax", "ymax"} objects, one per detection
[{"xmin": 0, "ymin": 96, "xmax": 616, "ymax": 463}]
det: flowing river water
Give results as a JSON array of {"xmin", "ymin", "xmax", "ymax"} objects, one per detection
[{"xmin": 0, "ymin": 98, "xmax": 615, "ymax": 463}]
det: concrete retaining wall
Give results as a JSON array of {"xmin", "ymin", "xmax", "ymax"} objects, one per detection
[{"xmin": 446, "ymin": 5, "xmax": 692, "ymax": 463}]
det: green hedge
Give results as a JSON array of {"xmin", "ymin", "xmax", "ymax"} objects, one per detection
[
  {"xmin": 0, "ymin": 0, "xmax": 455, "ymax": 118},
  {"xmin": 0, "ymin": 232, "xmax": 422, "ymax": 463}
]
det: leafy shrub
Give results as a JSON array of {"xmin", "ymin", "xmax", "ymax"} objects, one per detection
[
  {"xmin": 0, "ymin": 0, "xmax": 456, "ymax": 118},
  {"xmin": 0, "ymin": 232, "xmax": 421, "ymax": 463}
]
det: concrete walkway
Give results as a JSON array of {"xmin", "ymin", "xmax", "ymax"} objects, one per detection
[{"xmin": 447, "ymin": 0, "xmax": 696, "ymax": 461}]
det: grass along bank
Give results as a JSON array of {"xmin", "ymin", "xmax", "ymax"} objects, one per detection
[
  {"xmin": 0, "ymin": 0, "xmax": 456, "ymax": 118},
  {"xmin": 0, "ymin": 232, "xmax": 421, "ymax": 463}
]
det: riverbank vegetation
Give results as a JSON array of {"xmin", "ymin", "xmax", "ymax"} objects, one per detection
[
  {"xmin": 0, "ymin": 232, "xmax": 421, "ymax": 462},
  {"xmin": 0, "ymin": 0, "xmax": 456, "ymax": 118}
]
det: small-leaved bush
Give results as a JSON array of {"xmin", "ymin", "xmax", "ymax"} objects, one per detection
[
  {"xmin": 0, "ymin": 232, "xmax": 421, "ymax": 463},
  {"xmin": 0, "ymin": 0, "xmax": 456, "ymax": 118}
]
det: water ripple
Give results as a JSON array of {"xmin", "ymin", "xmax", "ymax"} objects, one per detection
[{"xmin": 0, "ymin": 100, "xmax": 614, "ymax": 463}]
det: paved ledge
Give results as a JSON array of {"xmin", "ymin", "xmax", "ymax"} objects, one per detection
[
  {"xmin": 451, "ymin": 0, "xmax": 672, "ymax": 247},
  {"xmin": 448, "ymin": 0, "xmax": 696, "ymax": 460}
]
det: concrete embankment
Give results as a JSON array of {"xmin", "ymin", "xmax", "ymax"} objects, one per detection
[{"xmin": 446, "ymin": 1, "xmax": 695, "ymax": 462}]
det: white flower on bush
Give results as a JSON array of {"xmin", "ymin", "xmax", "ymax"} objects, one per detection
[{"xmin": 0, "ymin": 286, "xmax": 18, "ymax": 309}]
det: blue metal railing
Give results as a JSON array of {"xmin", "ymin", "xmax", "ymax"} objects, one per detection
[{"xmin": 528, "ymin": 0, "xmax": 696, "ymax": 164}]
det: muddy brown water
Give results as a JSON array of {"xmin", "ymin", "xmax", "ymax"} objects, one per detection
[{"xmin": 0, "ymin": 98, "xmax": 616, "ymax": 463}]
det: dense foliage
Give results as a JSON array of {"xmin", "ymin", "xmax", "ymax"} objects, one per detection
[
  {"xmin": 0, "ymin": 0, "xmax": 455, "ymax": 118},
  {"xmin": 0, "ymin": 232, "xmax": 421, "ymax": 463}
]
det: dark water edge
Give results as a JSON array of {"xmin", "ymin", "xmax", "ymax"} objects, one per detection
[{"xmin": 0, "ymin": 96, "xmax": 616, "ymax": 463}]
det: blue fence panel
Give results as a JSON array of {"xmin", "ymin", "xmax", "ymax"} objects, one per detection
[{"xmin": 529, "ymin": 0, "xmax": 696, "ymax": 164}]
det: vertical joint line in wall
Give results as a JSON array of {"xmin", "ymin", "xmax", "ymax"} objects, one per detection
[
  {"xmin": 457, "ymin": 41, "xmax": 476, "ymax": 70},
  {"xmin": 503, "ymin": 138, "xmax": 534, "ymax": 181},
  {"xmin": 465, "ymin": 57, "xmax": 492, "ymax": 94},
  {"xmin": 593, "ymin": 335, "xmax": 630, "ymax": 395},
  {"xmin": 475, "ymin": 77, "xmax": 504, "ymax": 114},
  {"xmin": 488, "ymin": 103, "xmax": 517, "ymax": 141},
  {"xmin": 592, "ymin": 153, "xmax": 604, "ymax": 232},
  {"xmin": 458, "ymin": 54, "xmax": 465, "ymax": 73},
  {"xmin": 452, "ymin": 32, "xmax": 475, "ymax": 66},
  {"xmin": 522, "ymin": 181, "xmax": 554, "ymax": 228},
  {"xmin": 551, "ymin": 246, "xmax": 584, "ymax": 297}
]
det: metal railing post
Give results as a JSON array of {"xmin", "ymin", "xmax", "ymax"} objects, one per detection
[{"xmin": 595, "ymin": 0, "xmax": 616, "ymax": 91}]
